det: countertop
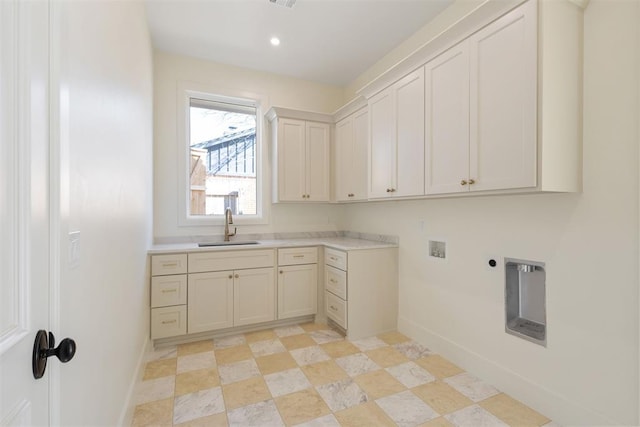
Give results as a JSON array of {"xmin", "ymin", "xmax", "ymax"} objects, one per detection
[{"xmin": 148, "ymin": 236, "xmax": 398, "ymax": 255}]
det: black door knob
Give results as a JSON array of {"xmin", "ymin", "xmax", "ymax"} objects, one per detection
[{"xmin": 32, "ymin": 330, "xmax": 77, "ymax": 379}]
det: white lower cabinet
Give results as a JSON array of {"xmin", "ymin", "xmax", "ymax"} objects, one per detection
[
  {"xmin": 151, "ymin": 306, "xmax": 187, "ymax": 339},
  {"xmin": 324, "ymin": 247, "xmax": 398, "ymax": 340},
  {"xmin": 150, "ymin": 254, "xmax": 188, "ymax": 339},
  {"xmin": 277, "ymin": 247, "xmax": 318, "ymax": 320},
  {"xmin": 187, "ymin": 271, "xmax": 234, "ymax": 334},
  {"xmin": 234, "ymin": 267, "xmax": 276, "ymax": 326}
]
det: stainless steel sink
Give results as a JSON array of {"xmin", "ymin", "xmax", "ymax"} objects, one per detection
[{"xmin": 198, "ymin": 241, "xmax": 260, "ymax": 247}]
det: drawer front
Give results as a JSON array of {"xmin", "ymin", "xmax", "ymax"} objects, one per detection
[
  {"xmin": 325, "ymin": 248, "xmax": 347, "ymax": 271},
  {"xmin": 189, "ymin": 249, "xmax": 275, "ymax": 273},
  {"xmin": 325, "ymin": 291, "xmax": 347, "ymax": 329},
  {"xmin": 151, "ymin": 275, "xmax": 187, "ymax": 308},
  {"xmin": 152, "ymin": 254, "xmax": 187, "ymax": 276},
  {"xmin": 324, "ymin": 265, "xmax": 347, "ymax": 300},
  {"xmin": 278, "ymin": 247, "xmax": 318, "ymax": 266},
  {"xmin": 151, "ymin": 305, "xmax": 187, "ymax": 339}
]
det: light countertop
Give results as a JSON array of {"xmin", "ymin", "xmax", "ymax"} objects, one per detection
[{"xmin": 148, "ymin": 235, "xmax": 398, "ymax": 255}]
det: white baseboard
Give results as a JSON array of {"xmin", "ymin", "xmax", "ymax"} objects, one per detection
[
  {"xmin": 118, "ymin": 335, "xmax": 151, "ymax": 427},
  {"xmin": 398, "ymin": 316, "xmax": 614, "ymax": 426}
]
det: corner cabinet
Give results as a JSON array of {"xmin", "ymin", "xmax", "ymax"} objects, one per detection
[
  {"xmin": 369, "ymin": 68, "xmax": 425, "ymax": 199},
  {"xmin": 334, "ymin": 107, "xmax": 368, "ymax": 202},
  {"xmin": 324, "ymin": 247, "xmax": 398, "ymax": 341},
  {"xmin": 277, "ymin": 247, "xmax": 318, "ymax": 319},
  {"xmin": 267, "ymin": 108, "xmax": 332, "ymax": 203}
]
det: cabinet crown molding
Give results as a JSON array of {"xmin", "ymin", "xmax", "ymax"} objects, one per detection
[
  {"xmin": 266, "ymin": 106, "xmax": 333, "ymax": 123},
  {"xmin": 356, "ymin": 0, "xmax": 582, "ymax": 100},
  {"xmin": 332, "ymin": 96, "xmax": 367, "ymax": 122}
]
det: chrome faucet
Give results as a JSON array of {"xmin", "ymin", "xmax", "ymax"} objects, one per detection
[{"xmin": 224, "ymin": 207, "xmax": 236, "ymax": 241}]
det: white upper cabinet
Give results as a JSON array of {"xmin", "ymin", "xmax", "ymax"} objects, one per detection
[
  {"xmin": 369, "ymin": 68, "xmax": 425, "ymax": 199},
  {"xmin": 268, "ymin": 108, "xmax": 331, "ymax": 202},
  {"xmin": 468, "ymin": 0, "xmax": 537, "ymax": 192},
  {"xmin": 426, "ymin": 0, "xmax": 536, "ymax": 195},
  {"xmin": 335, "ymin": 108, "xmax": 368, "ymax": 202},
  {"xmin": 425, "ymin": 41, "xmax": 471, "ymax": 195},
  {"xmin": 362, "ymin": 0, "xmax": 583, "ymax": 197}
]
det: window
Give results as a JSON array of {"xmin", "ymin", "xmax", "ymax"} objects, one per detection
[{"xmin": 178, "ymin": 88, "xmax": 266, "ymax": 225}]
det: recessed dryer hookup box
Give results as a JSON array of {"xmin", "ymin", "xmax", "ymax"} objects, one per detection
[{"xmin": 505, "ymin": 258, "xmax": 546, "ymax": 346}]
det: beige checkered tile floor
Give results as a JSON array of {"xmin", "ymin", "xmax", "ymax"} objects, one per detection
[{"xmin": 132, "ymin": 323, "xmax": 556, "ymax": 426}]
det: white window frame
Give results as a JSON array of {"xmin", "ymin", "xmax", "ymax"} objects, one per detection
[{"xmin": 177, "ymin": 83, "xmax": 268, "ymax": 226}]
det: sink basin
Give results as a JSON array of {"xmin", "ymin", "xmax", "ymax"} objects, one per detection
[{"xmin": 198, "ymin": 241, "xmax": 260, "ymax": 247}]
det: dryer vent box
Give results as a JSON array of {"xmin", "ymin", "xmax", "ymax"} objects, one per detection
[{"xmin": 505, "ymin": 258, "xmax": 546, "ymax": 346}]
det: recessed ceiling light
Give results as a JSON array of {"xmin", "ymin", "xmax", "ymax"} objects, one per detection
[{"xmin": 270, "ymin": 37, "xmax": 280, "ymax": 46}]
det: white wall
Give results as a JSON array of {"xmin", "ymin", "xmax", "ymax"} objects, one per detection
[
  {"xmin": 344, "ymin": 0, "xmax": 484, "ymax": 100},
  {"xmin": 341, "ymin": 0, "xmax": 640, "ymax": 424},
  {"xmin": 153, "ymin": 52, "xmax": 346, "ymax": 240},
  {"xmin": 56, "ymin": 1, "xmax": 154, "ymax": 425}
]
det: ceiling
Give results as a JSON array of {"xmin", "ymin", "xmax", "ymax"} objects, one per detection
[{"xmin": 144, "ymin": 0, "xmax": 453, "ymax": 86}]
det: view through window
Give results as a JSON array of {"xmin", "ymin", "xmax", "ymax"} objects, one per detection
[{"xmin": 189, "ymin": 98, "xmax": 257, "ymax": 216}]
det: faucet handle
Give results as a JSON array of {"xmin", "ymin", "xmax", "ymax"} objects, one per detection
[{"xmin": 230, "ymin": 227, "xmax": 237, "ymax": 237}]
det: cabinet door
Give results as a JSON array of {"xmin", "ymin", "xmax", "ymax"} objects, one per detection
[
  {"xmin": 277, "ymin": 118, "xmax": 307, "ymax": 201},
  {"xmin": 188, "ymin": 271, "xmax": 234, "ymax": 333},
  {"xmin": 334, "ymin": 116, "xmax": 354, "ymax": 202},
  {"xmin": 278, "ymin": 264, "xmax": 318, "ymax": 319},
  {"xmin": 335, "ymin": 109, "xmax": 368, "ymax": 202},
  {"xmin": 305, "ymin": 122, "xmax": 330, "ymax": 201},
  {"xmin": 351, "ymin": 109, "xmax": 369, "ymax": 201},
  {"xmin": 234, "ymin": 267, "xmax": 276, "ymax": 326},
  {"xmin": 395, "ymin": 68, "xmax": 425, "ymax": 197},
  {"xmin": 425, "ymin": 42, "xmax": 470, "ymax": 195},
  {"xmin": 369, "ymin": 89, "xmax": 395, "ymax": 198},
  {"xmin": 469, "ymin": 0, "xmax": 537, "ymax": 191}
]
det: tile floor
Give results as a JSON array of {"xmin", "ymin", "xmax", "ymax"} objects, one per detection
[{"xmin": 132, "ymin": 323, "xmax": 556, "ymax": 426}]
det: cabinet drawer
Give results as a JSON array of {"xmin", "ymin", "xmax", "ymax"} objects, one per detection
[
  {"xmin": 325, "ymin": 291, "xmax": 347, "ymax": 329},
  {"xmin": 151, "ymin": 275, "xmax": 187, "ymax": 308},
  {"xmin": 325, "ymin": 265, "xmax": 347, "ymax": 300},
  {"xmin": 278, "ymin": 247, "xmax": 318, "ymax": 266},
  {"xmin": 325, "ymin": 248, "xmax": 347, "ymax": 271},
  {"xmin": 151, "ymin": 254, "xmax": 187, "ymax": 276},
  {"xmin": 151, "ymin": 305, "xmax": 187, "ymax": 339},
  {"xmin": 189, "ymin": 249, "xmax": 275, "ymax": 273}
]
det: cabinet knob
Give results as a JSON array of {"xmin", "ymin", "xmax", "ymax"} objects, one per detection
[
  {"xmin": 468, "ymin": 178, "xmax": 475, "ymax": 185},
  {"xmin": 228, "ymin": 274, "xmax": 233, "ymax": 279},
  {"xmin": 279, "ymin": 270, "xmax": 283, "ymax": 274},
  {"xmin": 348, "ymin": 193, "xmax": 354, "ymax": 197},
  {"xmin": 460, "ymin": 179, "xmax": 468, "ymax": 186},
  {"xmin": 235, "ymin": 274, "xmax": 239, "ymax": 279},
  {"xmin": 386, "ymin": 188, "xmax": 391, "ymax": 193}
]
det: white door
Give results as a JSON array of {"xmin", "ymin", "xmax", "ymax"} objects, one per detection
[
  {"xmin": 188, "ymin": 272, "xmax": 234, "ymax": 333},
  {"xmin": 1, "ymin": 1, "xmax": 51, "ymax": 425},
  {"xmin": 334, "ymin": 116, "xmax": 354, "ymax": 202},
  {"xmin": 425, "ymin": 42, "xmax": 471, "ymax": 195},
  {"xmin": 305, "ymin": 122, "xmax": 330, "ymax": 202},
  {"xmin": 469, "ymin": 0, "xmax": 537, "ymax": 191},
  {"xmin": 277, "ymin": 264, "xmax": 318, "ymax": 319},
  {"xmin": 351, "ymin": 109, "xmax": 369, "ymax": 201},
  {"xmin": 277, "ymin": 118, "xmax": 306, "ymax": 201},
  {"xmin": 394, "ymin": 68, "xmax": 425, "ymax": 197},
  {"xmin": 368, "ymin": 89, "xmax": 395, "ymax": 198},
  {"xmin": 234, "ymin": 268, "xmax": 276, "ymax": 326}
]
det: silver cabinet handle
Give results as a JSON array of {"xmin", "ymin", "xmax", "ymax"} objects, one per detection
[
  {"xmin": 161, "ymin": 319, "xmax": 177, "ymax": 325},
  {"xmin": 161, "ymin": 289, "xmax": 177, "ymax": 293}
]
